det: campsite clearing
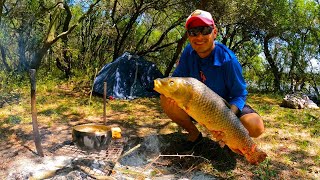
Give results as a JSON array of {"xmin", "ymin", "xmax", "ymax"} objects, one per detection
[{"xmin": 0, "ymin": 80, "xmax": 319, "ymax": 179}]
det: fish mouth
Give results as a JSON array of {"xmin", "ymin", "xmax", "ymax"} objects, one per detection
[
  {"xmin": 154, "ymin": 78, "xmax": 169, "ymax": 96},
  {"xmin": 153, "ymin": 78, "xmax": 162, "ymax": 93}
]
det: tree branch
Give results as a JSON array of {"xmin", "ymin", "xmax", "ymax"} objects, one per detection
[
  {"xmin": 48, "ymin": 0, "xmax": 101, "ymax": 46},
  {"xmin": 137, "ymin": 15, "xmax": 185, "ymax": 55},
  {"xmin": 0, "ymin": 0, "xmax": 5, "ymax": 23},
  {"xmin": 30, "ymin": 0, "xmax": 101, "ymax": 69}
]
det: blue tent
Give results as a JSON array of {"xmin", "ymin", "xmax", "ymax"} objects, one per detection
[{"xmin": 93, "ymin": 52, "xmax": 164, "ymax": 99}]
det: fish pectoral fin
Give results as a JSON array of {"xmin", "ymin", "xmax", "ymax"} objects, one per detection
[
  {"xmin": 243, "ymin": 147, "xmax": 267, "ymax": 165},
  {"xmin": 230, "ymin": 147, "xmax": 244, "ymax": 155}
]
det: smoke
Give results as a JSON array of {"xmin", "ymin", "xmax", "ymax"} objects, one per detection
[
  {"xmin": 120, "ymin": 134, "xmax": 162, "ymax": 166},
  {"xmin": 142, "ymin": 134, "xmax": 161, "ymax": 154},
  {"xmin": 6, "ymin": 135, "xmax": 218, "ymax": 179}
]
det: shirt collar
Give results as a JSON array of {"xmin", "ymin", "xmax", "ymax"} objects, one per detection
[{"xmin": 189, "ymin": 42, "xmax": 224, "ymax": 66}]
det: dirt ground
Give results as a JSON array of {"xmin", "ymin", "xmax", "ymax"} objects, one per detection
[
  {"xmin": 0, "ymin": 87, "xmax": 319, "ymax": 179},
  {"xmin": 0, "ymin": 122, "xmax": 248, "ymax": 179}
]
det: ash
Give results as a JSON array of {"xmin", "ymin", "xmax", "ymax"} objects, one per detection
[
  {"xmin": 120, "ymin": 135, "xmax": 162, "ymax": 166},
  {"xmin": 5, "ymin": 134, "xmax": 219, "ymax": 179},
  {"xmin": 7, "ymin": 155, "xmax": 71, "ymax": 179},
  {"xmin": 6, "ymin": 155, "xmax": 96, "ymax": 179}
]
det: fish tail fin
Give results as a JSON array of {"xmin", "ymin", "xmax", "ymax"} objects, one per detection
[{"xmin": 244, "ymin": 147, "xmax": 267, "ymax": 165}]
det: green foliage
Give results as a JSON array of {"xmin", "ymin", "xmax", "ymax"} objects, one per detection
[
  {"xmin": 110, "ymin": 102, "xmax": 129, "ymax": 112},
  {"xmin": 2, "ymin": 115, "xmax": 22, "ymax": 125},
  {"xmin": 253, "ymin": 158, "xmax": 278, "ymax": 179},
  {"xmin": 297, "ymin": 140, "xmax": 311, "ymax": 150},
  {"xmin": 0, "ymin": 0, "xmax": 319, "ymax": 94},
  {"xmin": 256, "ymin": 104, "xmax": 274, "ymax": 115},
  {"xmin": 0, "ymin": 74, "xmax": 320, "ymax": 178}
]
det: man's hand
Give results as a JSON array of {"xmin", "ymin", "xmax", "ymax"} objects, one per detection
[
  {"xmin": 160, "ymin": 95, "xmax": 190, "ymax": 120},
  {"xmin": 160, "ymin": 94, "xmax": 176, "ymax": 107}
]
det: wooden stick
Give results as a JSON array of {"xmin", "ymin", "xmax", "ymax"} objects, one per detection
[
  {"xmin": 29, "ymin": 69, "xmax": 44, "ymax": 157},
  {"xmin": 143, "ymin": 153, "xmax": 210, "ymax": 172},
  {"xmin": 103, "ymin": 81, "xmax": 107, "ymax": 124},
  {"xmin": 158, "ymin": 154, "xmax": 210, "ymax": 161},
  {"xmin": 119, "ymin": 144, "xmax": 141, "ymax": 159}
]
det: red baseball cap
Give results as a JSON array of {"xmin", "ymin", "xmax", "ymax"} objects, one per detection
[{"xmin": 185, "ymin": 10, "xmax": 215, "ymax": 29}]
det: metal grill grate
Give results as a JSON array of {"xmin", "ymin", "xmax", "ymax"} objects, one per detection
[{"xmin": 49, "ymin": 138, "xmax": 127, "ymax": 178}]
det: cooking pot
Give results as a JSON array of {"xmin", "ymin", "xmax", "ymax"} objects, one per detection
[{"xmin": 72, "ymin": 123, "xmax": 112, "ymax": 151}]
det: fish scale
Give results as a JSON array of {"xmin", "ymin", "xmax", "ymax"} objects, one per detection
[{"xmin": 154, "ymin": 77, "xmax": 267, "ymax": 165}]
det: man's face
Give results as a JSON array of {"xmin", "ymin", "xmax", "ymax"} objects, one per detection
[{"xmin": 187, "ymin": 26, "xmax": 217, "ymax": 58}]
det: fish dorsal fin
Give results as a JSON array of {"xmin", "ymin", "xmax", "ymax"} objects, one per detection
[{"xmin": 222, "ymin": 98, "xmax": 232, "ymax": 109}]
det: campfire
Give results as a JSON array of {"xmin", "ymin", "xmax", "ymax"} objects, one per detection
[
  {"xmin": 8, "ymin": 135, "xmax": 127, "ymax": 179},
  {"xmin": 8, "ymin": 72, "xmax": 128, "ymax": 179},
  {"xmin": 6, "ymin": 70, "xmax": 219, "ymax": 179}
]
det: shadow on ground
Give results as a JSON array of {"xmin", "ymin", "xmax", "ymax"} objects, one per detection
[{"xmin": 118, "ymin": 132, "xmax": 238, "ymax": 179}]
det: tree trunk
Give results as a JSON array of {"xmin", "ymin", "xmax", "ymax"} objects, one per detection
[
  {"xmin": 59, "ymin": 1, "xmax": 73, "ymax": 78},
  {"xmin": 17, "ymin": 34, "xmax": 29, "ymax": 71},
  {"xmin": 310, "ymin": 75, "xmax": 320, "ymax": 98},
  {"xmin": 0, "ymin": 0, "xmax": 5, "ymax": 23},
  {"xmin": 112, "ymin": 4, "xmax": 142, "ymax": 60},
  {"xmin": 30, "ymin": 0, "xmax": 101, "ymax": 70},
  {"xmin": 164, "ymin": 32, "xmax": 187, "ymax": 77},
  {"xmin": 30, "ymin": 43, "xmax": 50, "ymax": 69},
  {"xmin": 0, "ymin": 44, "xmax": 10, "ymax": 71},
  {"xmin": 263, "ymin": 35, "xmax": 281, "ymax": 91},
  {"xmin": 288, "ymin": 53, "xmax": 296, "ymax": 92}
]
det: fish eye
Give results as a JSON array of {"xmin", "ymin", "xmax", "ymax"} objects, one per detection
[{"xmin": 169, "ymin": 81, "xmax": 174, "ymax": 86}]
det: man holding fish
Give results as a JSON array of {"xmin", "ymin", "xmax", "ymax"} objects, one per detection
[{"xmin": 154, "ymin": 10, "xmax": 266, "ymax": 164}]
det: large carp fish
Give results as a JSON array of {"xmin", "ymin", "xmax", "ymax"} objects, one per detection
[{"xmin": 154, "ymin": 77, "xmax": 267, "ymax": 165}]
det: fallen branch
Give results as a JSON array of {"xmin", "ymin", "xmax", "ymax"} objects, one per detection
[
  {"xmin": 144, "ymin": 153, "xmax": 211, "ymax": 172},
  {"xmin": 160, "ymin": 154, "xmax": 211, "ymax": 162},
  {"xmin": 119, "ymin": 144, "xmax": 141, "ymax": 159}
]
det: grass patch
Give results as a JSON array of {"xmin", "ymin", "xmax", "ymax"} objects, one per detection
[
  {"xmin": 110, "ymin": 102, "xmax": 131, "ymax": 112},
  {"xmin": 0, "ymin": 115, "xmax": 22, "ymax": 126},
  {"xmin": 253, "ymin": 158, "xmax": 278, "ymax": 179},
  {"xmin": 257, "ymin": 104, "xmax": 274, "ymax": 114},
  {"xmin": 0, "ymin": 77, "xmax": 319, "ymax": 179},
  {"xmin": 276, "ymin": 111, "xmax": 300, "ymax": 122},
  {"xmin": 297, "ymin": 140, "xmax": 311, "ymax": 150}
]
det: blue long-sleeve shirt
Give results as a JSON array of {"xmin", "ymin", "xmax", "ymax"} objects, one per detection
[{"xmin": 172, "ymin": 42, "xmax": 248, "ymax": 111}]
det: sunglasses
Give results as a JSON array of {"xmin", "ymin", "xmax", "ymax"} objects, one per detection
[{"xmin": 187, "ymin": 26, "xmax": 213, "ymax": 37}]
